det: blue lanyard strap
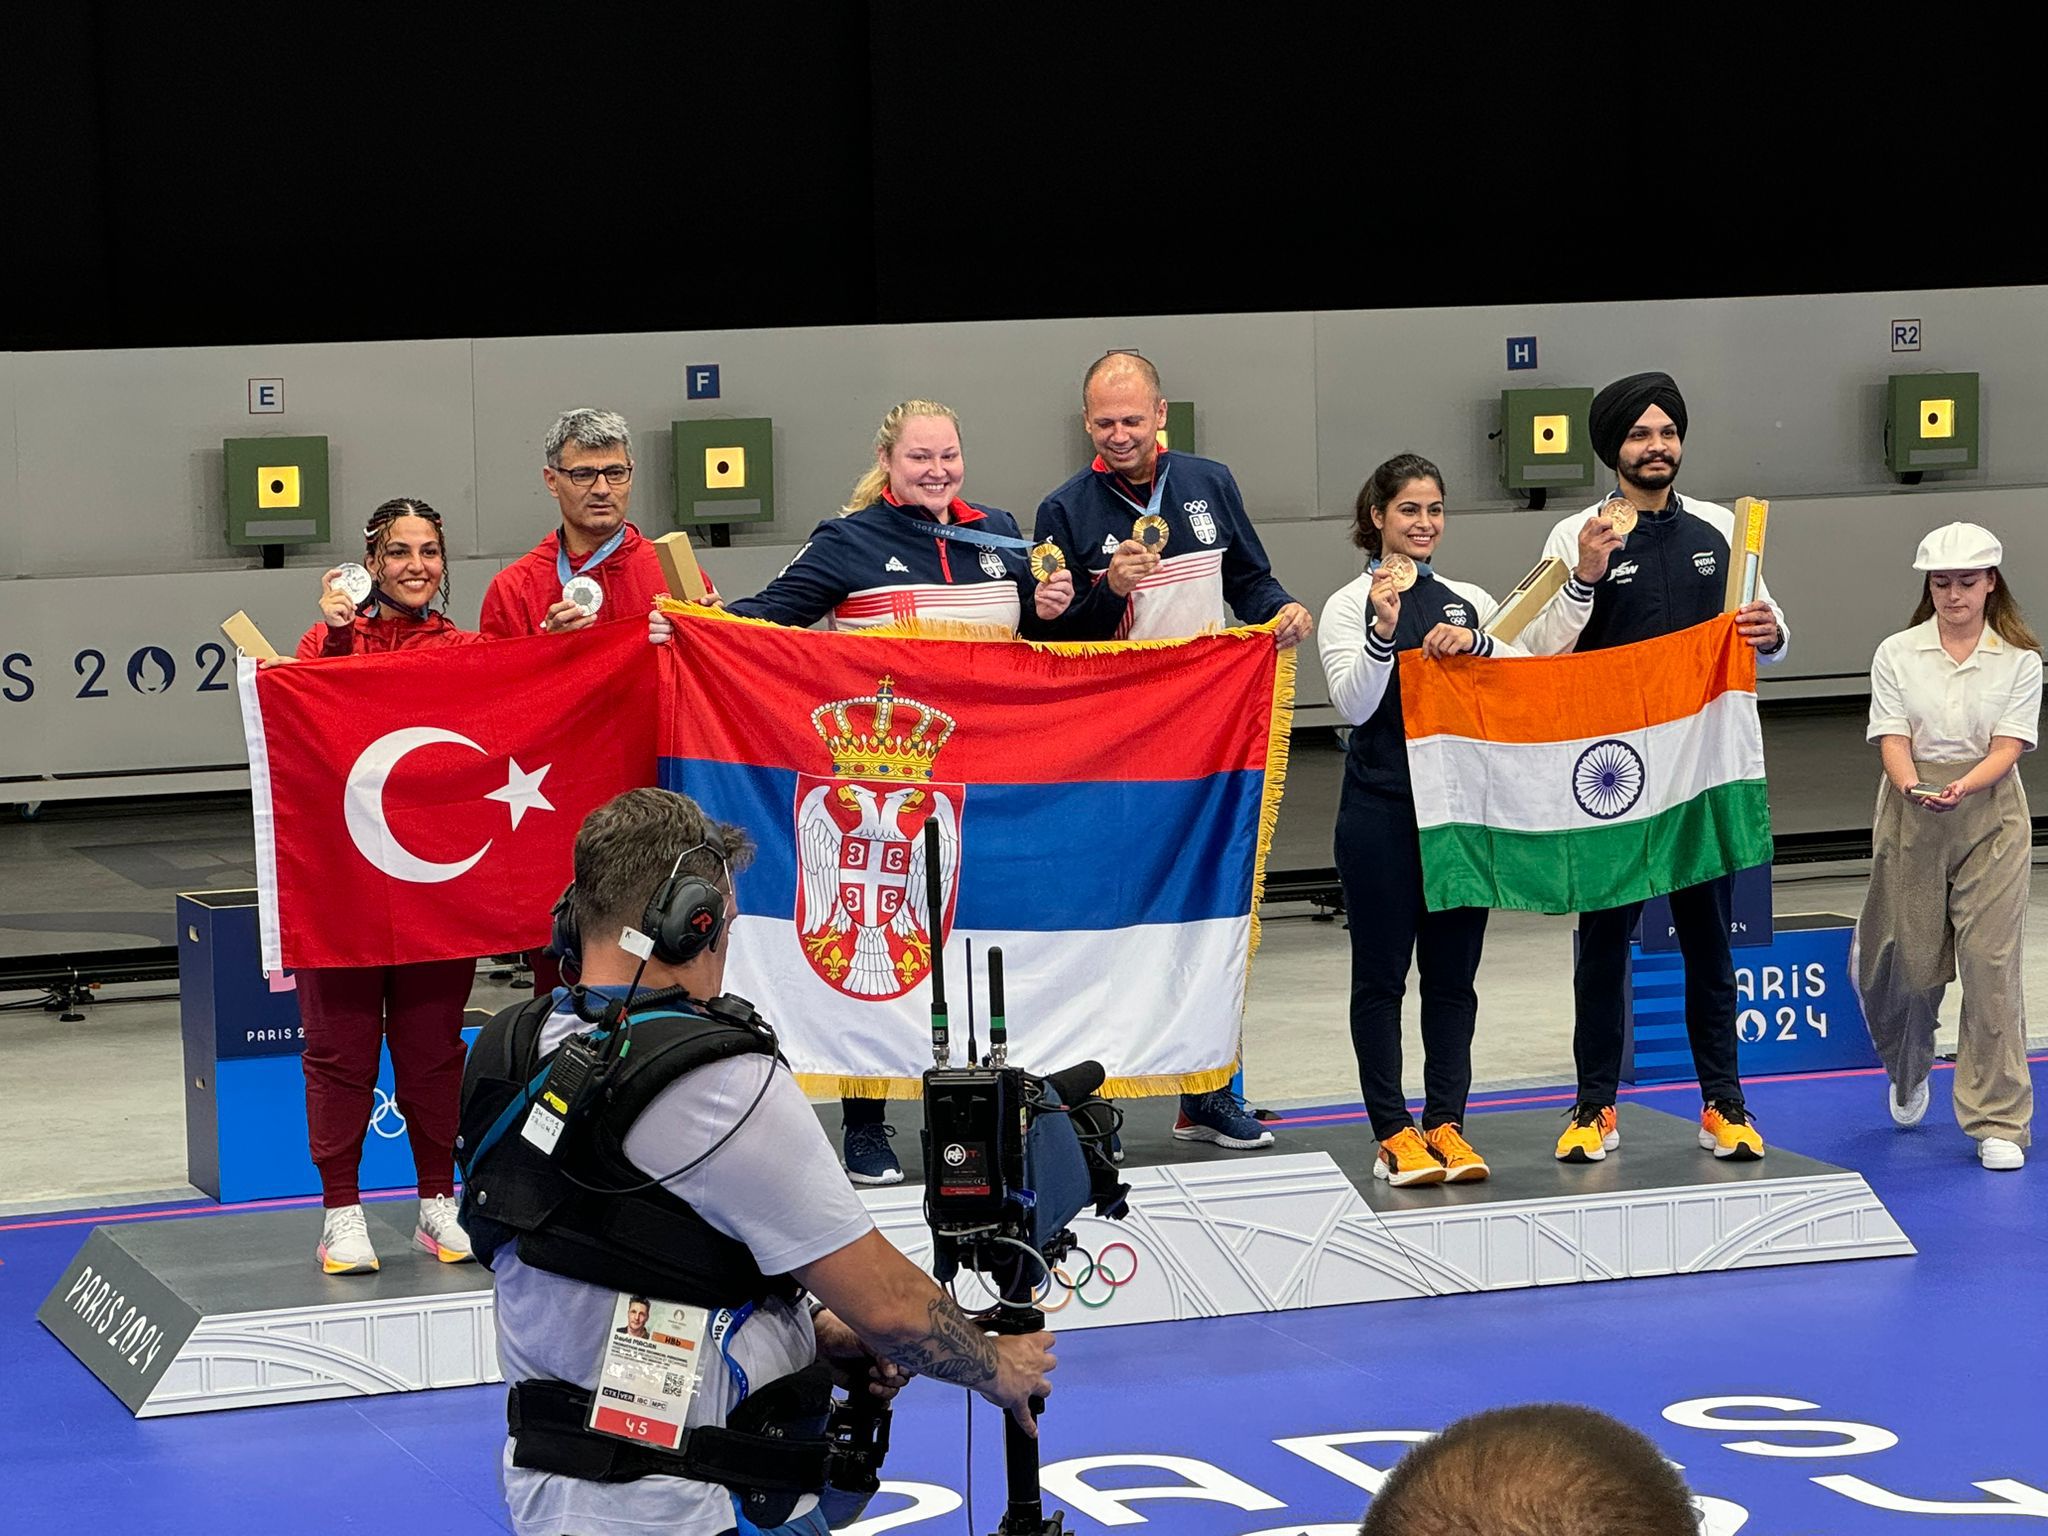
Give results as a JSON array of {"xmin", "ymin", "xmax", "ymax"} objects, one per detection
[
  {"xmin": 1105, "ymin": 462, "xmax": 1171, "ymax": 519},
  {"xmin": 884, "ymin": 504, "xmax": 1033, "ymax": 552},
  {"xmin": 557, "ymin": 525, "xmax": 629, "ymax": 586},
  {"xmin": 1370, "ymin": 554, "xmax": 1436, "ymax": 582},
  {"xmin": 711, "ymin": 1302, "xmax": 757, "ymax": 1400}
]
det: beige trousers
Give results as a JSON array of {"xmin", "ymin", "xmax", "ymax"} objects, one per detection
[{"xmin": 1854, "ymin": 762, "xmax": 2033, "ymax": 1145}]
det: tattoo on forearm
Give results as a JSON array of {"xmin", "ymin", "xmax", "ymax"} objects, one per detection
[{"xmin": 883, "ymin": 1298, "xmax": 997, "ymax": 1386}]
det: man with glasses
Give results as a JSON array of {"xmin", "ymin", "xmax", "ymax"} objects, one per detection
[
  {"xmin": 480, "ymin": 408, "xmax": 693, "ymax": 639},
  {"xmin": 483, "ymin": 408, "xmax": 701, "ymax": 1000}
]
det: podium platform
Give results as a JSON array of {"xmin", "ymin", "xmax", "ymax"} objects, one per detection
[{"xmin": 39, "ymin": 1104, "xmax": 1912, "ymax": 1417}]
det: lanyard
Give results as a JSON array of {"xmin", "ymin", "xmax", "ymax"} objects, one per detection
[
  {"xmin": 885, "ymin": 504, "xmax": 1033, "ymax": 552},
  {"xmin": 711, "ymin": 1302, "xmax": 757, "ymax": 1400},
  {"xmin": 1106, "ymin": 462, "xmax": 1171, "ymax": 519},
  {"xmin": 557, "ymin": 525, "xmax": 629, "ymax": 586},
  {"xmin": 1371, "ymin": 555, "xmax": 1436, "ymax": 582}
]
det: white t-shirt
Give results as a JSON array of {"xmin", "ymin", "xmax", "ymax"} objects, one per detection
[
  {"xmin": 493, "ymin": 1003, "xmax": 876, "ymax": 1536},
  {"xmin": 1868, "ymin": 619, "xmax": 2043, "ymax": 761}
]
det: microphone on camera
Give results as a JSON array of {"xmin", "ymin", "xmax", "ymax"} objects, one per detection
[{"xmin": 1041, "ymin": 1061, "xmax": 1105, "ymax": 1107}]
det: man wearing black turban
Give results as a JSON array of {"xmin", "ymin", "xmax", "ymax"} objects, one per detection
[
  {"xmin": 1588, "ymin": 371, "xmax": 1689, "ymax": 471},
  {"xmin": 1518, "ymin": 371, "xmax": 1790, "ymax": 1167}
]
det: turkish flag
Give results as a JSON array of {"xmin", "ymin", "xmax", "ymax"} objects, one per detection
[{"xmin": 240, "ymin": 623, "xmax": 658, "ymax": 970}]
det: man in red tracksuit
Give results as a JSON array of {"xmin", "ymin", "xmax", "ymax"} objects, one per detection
[
  {"xmin": 479, "ymin": 407, "xmax": 686, "ymax": 641},
  {"xmin": 481, "ymin": 408, "xmax": 713, "ymax": 995}
]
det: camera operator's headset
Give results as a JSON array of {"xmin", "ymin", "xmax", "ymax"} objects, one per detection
[
  {"xmin": 549, "ymin": 825, "xmax": 731, "ymax": 976},
  {"xmin": 529, "ymin": 825, "xmax": 786, "ymax": 1198}
]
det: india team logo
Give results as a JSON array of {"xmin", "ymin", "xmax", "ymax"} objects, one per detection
[{"xmin": 795, "ymin": 676, "xmax": 962, "ymax": 998}]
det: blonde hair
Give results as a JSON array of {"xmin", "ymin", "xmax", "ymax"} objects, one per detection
[{"xmin": 842, "ymin": 399, "xmax": 962, "ymax": 514}]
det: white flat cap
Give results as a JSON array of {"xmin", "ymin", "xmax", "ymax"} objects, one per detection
[{"xmin": 1913, "ymin": 521, "xmax": 2003, "ymax": 572}]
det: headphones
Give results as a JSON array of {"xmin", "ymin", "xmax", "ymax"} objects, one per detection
[{"xmin": 549, "ymin": 826, "xmax": 730, "ymax": 971}]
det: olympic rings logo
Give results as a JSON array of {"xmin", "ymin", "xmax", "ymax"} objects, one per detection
[
  {"xmin": 1042, "ymin": 1241, "xmax": 1139, "ymax": 1312},
  {"xmin": 369, "ymin": 1088, "xmax": 408, "ymax": 1139}
]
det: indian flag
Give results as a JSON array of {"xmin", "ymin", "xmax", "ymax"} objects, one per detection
[{"xmin": 1399, "ymin": 615, "xmax": 1771, "ymax": 914}]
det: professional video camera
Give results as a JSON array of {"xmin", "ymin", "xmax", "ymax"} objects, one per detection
[{"xmin": 914, "ymin": 820, "xmax": 1130, "ymax": 1535}]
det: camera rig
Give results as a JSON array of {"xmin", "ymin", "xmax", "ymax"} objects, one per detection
[{"xmin": 917, "ymin": 820, "xmax": 1130, "ymax": 1535}]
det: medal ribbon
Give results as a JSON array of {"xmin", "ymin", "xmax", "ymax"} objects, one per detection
[
  {"xmin": 557, "ymin": 525, "xmax": 629, "ymax": 587},
  {"xmin": 884, "ymin": 504, "xmax": 1033, "ymax": 552}
]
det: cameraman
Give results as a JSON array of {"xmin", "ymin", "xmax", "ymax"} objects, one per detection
[{"xmin": 461, "ymin": 789, "xmax": 1055, "ymax": 1536}]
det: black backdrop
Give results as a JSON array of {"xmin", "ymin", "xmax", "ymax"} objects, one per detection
[{"xmin": 10, "ymin": 7, "xmax": 2044, "ymax": 352}]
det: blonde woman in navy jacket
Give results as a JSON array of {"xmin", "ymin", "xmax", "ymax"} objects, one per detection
[
  {"xmin": 667, "ymin": 399, "xmax": 1073, "ymax": 1188},
  {"xmin": 1320, "ymin": 455, "xmax": 1523, "ymax": 1187}
]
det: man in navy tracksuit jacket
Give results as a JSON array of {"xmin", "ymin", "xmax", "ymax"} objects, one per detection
[
  {"xmin": 1520, "ymin": 371, "xmax": 1789, "ymax": 1167},
  {"xmin": 1034, "ymin": 447, "xmax": 1300, "ymax": 642},
  {"xmin": 1033, "ymin": 352, "xmax": 1314, "ymax": 1152}
]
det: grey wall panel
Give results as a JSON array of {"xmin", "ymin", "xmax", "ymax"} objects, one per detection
[
  {"xmin": 1314, "ymin": 287, "xmax": 2048, "ymax": 518},
  {"xmin": 0, "ymin": 559, "xmax": 498, "ymax": 780},
  {"xmin": 12, "ymin": 341, "xmax": 477, "ymax": 578},
  {"xmin": 471, "ymin": 313, "xmax": 1322, "ymax": 557}
]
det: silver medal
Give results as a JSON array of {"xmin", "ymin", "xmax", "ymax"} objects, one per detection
[
  {"xmin": 562, "ymin": 575, "xmax": 605, "ymax": 615},
  {"xmin": 332, "ymin": 562, "xmax": 373, "ymax": 606}
]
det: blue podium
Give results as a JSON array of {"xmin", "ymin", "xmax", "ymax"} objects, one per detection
[
  {"xmin": 177, "ymin": 891, "xmax": 481, "ymax": 1202},
  {"xmin": 1624, "ymin": 911, "xmax": 1878, "ymax": 1084}
]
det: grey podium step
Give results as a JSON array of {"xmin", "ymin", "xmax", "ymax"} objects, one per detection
[{"xmin": 41, "ymin": 1105, "xmax": 1911, "ymax": 1417}]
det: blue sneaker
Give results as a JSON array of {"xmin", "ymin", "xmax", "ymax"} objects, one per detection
[
  {"xmin": 843, "ymin": 1122, "xmax": 903, "ymax": 1186},
  {"xmin": 1172, "ymin": 1090, "xmax": 1274, "ymax": 1149}
]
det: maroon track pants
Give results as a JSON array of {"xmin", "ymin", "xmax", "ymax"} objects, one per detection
[{"xmin": 295, "ymin": 959, "xmax": 475, "ymax": 1207}]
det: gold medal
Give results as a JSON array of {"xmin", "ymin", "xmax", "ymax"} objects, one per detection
[
  {"xmin": 1604, "ymin": 497, "xmax": 1638, "ymax": 537},
  {"xmin": 1030, "ymin": 541, "xmax": 1067, "ymax": 581},
  {"xmin": 1376, "ymin": 552, "xmax": 1417, "ymax": 592},
  {"xmin": 1133, "ymin": 514, "xmax": 1170, "ymax": 553}
]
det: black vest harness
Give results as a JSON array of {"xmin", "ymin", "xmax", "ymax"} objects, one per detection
[
  {"xmin": 457, "ymin": 991, "xmax": 800, "ymax": 1307},
  {"xmin": 456, "ymin": 991, "xmax": 838, "ymax": 1519}
]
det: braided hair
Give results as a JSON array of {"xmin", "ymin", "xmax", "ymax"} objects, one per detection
[{"xmin": 362, "ymin": 497, "xmax": 451, "ymax": 612}]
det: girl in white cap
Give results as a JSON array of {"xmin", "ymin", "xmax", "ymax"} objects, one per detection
[{"xmin": 1856, "ymin": 522, "xmax": 2040, "ymax": 1170}]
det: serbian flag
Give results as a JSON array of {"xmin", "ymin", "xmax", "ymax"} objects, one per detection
[
  {"xmin": 238, "ymin": 623, "xmax": 658, "ymax": 971},
  {"xmin": 1400, "ymin": 614, "xmax": 1771, "ymax": 914},
  {"xmin": 656, "ymin": 609, "xmax": 1295, "ymax": 1097}
]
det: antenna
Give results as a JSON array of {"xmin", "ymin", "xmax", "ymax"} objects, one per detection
[
  {"xmin": 924, "ymin": 817, "xmax": 949, "ymax": 1067},
  {"xmin": 987, "ymin": 946, "xmax": 1008, "ymax": 1068}
]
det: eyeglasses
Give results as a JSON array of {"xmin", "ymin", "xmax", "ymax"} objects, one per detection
[{"xmin": 551, "ymin": 463, "xmax": 634, "ymax": 488}]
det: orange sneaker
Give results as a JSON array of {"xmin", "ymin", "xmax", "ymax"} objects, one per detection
[
  {"xmin": 1373, "ymin": 1126, "xmax": 1447, "ymax": 1187},
  {"xmin": 1423, "ymin": 1123, "xmax": 1489, "ymax": 1182},
  {"xmin": 1699, "ymin": 1100, "xmax": 1764, "ymax": 1160},
  {"xmin": 1555, "ymin": 1102, "xmax": 1619, "ymax": 1163}
]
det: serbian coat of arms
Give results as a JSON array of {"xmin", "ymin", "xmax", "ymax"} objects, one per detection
[{"xmin": 795, "ymin": 675, "xmax": 962, "ymax": 998}]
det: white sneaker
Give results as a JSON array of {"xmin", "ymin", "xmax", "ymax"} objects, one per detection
[
  {"xmin": 415, "ymin": 1195, "xmax": 475, "ymax": 1263},
  {"xmin": 1889, "ymin": 1076, "xmax": 1930, "ymax": 1127},
  {"xmin": 318, "ymin": 1204, "xmax": 380, "ymax": 1274},
  {"xmin": 1979, "ymin": 1137, "xmax": 2026, "ymax": 1171}
]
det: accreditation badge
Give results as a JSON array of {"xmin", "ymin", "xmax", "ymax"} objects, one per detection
[{"xmin": 587, "ymin": 1293, "xmax": 710, "ymax": 1450}]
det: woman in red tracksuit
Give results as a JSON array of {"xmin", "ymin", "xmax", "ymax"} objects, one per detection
[{"xmin": 286, "ymin": 498, "xmax": 485, "ymax": 1275}]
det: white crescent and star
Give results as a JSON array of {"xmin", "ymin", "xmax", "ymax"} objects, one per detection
[{"xmin": 342, "ymin": 727, "xmax": 555, "ymax": 885}]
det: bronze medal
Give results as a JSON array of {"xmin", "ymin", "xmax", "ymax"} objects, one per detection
[
  {"xmin": 1377, "ymin": 552, "xmax": 1417, "ymax": 592},
  {"xmin": 1604, "ymin": 497, "xmax": 1638, "ymax": 537}
]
